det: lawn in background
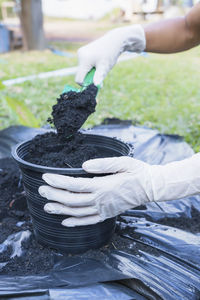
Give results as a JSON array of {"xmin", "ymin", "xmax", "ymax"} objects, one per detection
[{"xmin": 1, "ymin": 44, "xmax": 200, "ymax": 151}]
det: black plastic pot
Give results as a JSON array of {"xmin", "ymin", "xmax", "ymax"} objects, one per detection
[{"xmin": 12, "ymin": 133, "xmax": 133, "ymax": 254}]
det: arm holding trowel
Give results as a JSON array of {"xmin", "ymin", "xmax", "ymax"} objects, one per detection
[
  {"xmin": 76, "ymin": 2, "xmax": 200, "ymax": 86},
  {"xmin": 39, "ymin": 3, "xmax": 200, "ymax": 226}
]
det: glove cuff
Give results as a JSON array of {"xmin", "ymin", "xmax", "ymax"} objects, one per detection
[
  {"xmin": 122, "ymin": 24, "xmax": 146, "ymax": 53},
  {"xmin": 149, "ymin": 153, "xmax": 200, "ymax": 202}
]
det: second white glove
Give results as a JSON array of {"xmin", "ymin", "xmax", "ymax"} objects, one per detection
[
  {"xmin": 39, "ymin": 154, "xmax": 200, "ymax": 226},
  {"xmin": 39, "ymin": 157, "xmax": 153, "ymax": 226},
  {"xmin": 75, "ymin": 25, "xmax": 146, "ymax": 86}
]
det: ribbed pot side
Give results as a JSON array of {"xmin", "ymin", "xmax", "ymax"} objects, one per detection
[{"xmin": 12, "ymin": 134, "xmax": 133, "ymax": 254}]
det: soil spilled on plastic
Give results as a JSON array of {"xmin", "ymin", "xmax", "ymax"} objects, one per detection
[{"xmin": 25, "ymin": 84, "xmax": 108, "ymax": 168}]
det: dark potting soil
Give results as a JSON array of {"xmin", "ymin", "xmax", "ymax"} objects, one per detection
[
  {"xmin": 145, "ymin": 206, "xmax": 200, "ymax": 234},
  {"xmin": 102, "ymin": 117, "xmax": 132, "ymax": 126},
  {"xmin": 0, "ymin": 158, "xmax": 28, "ymax": 221},
  {"xmin": 0, "ymin": 158, "xmax": 56, "ymax": 275},
  {"xmin": 0, "ymin": 233, "xmax": 56, "ymax": 276},
  {"xmin": 25, "ymin": 131, "xmax": 112, "ymax": 168},
  {"xmin": 25, "ymin": 84, "xmax": 115, "ymax": 168},
  {"xmin": 48, "ymin": 84, "xmax": 98, "ymax": 138}
]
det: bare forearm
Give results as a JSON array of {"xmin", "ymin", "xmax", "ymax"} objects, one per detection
[{"xmin": 144, "ymin": 3, "xmax": 200, "ymax": 53}]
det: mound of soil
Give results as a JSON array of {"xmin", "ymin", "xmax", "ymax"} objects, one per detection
[
  {"xmin": 48, "ymin": 84, "xmax": 97, "ymax": 137},
  {"xmin": 25, "ymin": 131, "xmax": 109, "ymax": 168},
  {"xmin": 25, "ymin": 84, "xmax": 111, "ymax": 168}
]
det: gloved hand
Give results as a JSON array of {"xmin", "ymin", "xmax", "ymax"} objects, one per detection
[
  {"xmin": 38, "ymin": 154, "xmax": 200, "ymax": 226},
  {"xmin": 75, "ymin": 25, "xmax": 146, "ymax": 86}
]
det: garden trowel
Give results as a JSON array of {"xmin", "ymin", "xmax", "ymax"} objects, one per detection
[{"xmin": 63, "ymin": 67, "xmax": 100, "ymax": 94}]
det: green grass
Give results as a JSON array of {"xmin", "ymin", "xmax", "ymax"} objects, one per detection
[
  {"xmin": 0, "ymin": 50, "xmax": 77, "ymax": 81},
  {"xmin": 1, "ymin": 45, "xmax": 200, "ymax": 151},
  {"xmin": 49, "ymin": 41, "xmax": 85, "ymax": 52}
]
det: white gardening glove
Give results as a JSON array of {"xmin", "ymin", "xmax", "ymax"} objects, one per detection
[
  {"xmin": 38, "ymin": 154, "xmax": 200, "ymax": 227},
  {"xmin": 75, "ymin": 25, "xmax": 146, "ymax": 86}
]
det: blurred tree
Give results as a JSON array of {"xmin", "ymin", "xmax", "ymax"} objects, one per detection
[{"xmin": 19, "ymin": 0, "xmax": 45, "ymax": 50}]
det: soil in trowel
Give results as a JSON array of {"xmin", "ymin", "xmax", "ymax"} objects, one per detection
[
  {"xmin": 48, "ymin": 84, "xmax": 97, "ymax": 137},
  {"xmin": 25, "ymin": 84, "xmax": 116, "ymax": 168}
]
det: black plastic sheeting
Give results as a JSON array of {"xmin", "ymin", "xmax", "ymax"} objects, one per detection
[{"xmin": 0, "ymin": 122, "xmax": 200, "ymax": 300}]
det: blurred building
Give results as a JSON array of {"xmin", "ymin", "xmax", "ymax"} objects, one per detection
[
  {"xmin": 42, "ymin": 0, "xmax": 118, "ymax": 20},
  {"xmin": 41, "ymin": 0, "xmax": 166, "ymax": 22}
]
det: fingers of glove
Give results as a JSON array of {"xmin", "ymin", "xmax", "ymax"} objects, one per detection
[
  {"xmin": 44, "ymin": 202, "xmax": 97, "ymax": 217},
  {"xmin": 75, "ymin": 63, "xmax": 93, "ymax": 86},
  {"xmin": 83, "ymin": 156, "xmax": 147, "ymax": 174},
  {"xmin": 42, "ymin": 174, "xmax": 97, "ymax": 193},
  {"xmin": 62, "ymin": 214, "xmax": 103, "ymax": 227},
  {"xmin": 83, "ymin": 156, "xmax": 132, "ymax": 174},
  {"xmin": 39, "ymin": 185, "xmax": 95, "ymax": 207},
  {"xmin": 93, "ymin": 61, "xmax": 110, "ymax": 86}
]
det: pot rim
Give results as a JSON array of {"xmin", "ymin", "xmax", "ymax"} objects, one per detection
[{"xmin": 12, "ymin": 133, "xmax": 133, "ymax": 174}]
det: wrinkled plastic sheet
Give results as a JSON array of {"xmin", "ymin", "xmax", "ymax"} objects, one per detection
[{"xmin": 0, "ymin": 123, "xmax": 200, "ymax": 300}]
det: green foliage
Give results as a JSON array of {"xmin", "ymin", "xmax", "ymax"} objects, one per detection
[
  {"xmin": 0, "ymin": 80, "xmax": 40, "ymax": 128},
  {"xmin": 0, "ymin": 50, "xmax": 77, "ymax": 128},
  {"xmin": 1, "ymin": 50, "xmax": 77, "ymax": 81},
  {"xmin": 0, "ymin": 81, "xmax": 5, "ymax": 90},
  {"xmin": 4, "ymin": 96, "xmax": 39, "ymax": 127}
]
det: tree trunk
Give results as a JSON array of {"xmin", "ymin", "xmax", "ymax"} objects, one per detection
[{"xmin": 19, "ymin": 0, "xmax": 46, "ymax": 50}]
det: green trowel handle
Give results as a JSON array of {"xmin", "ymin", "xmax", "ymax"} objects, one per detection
[
  {"xmin": 62, "ymin": 85, "xmax": 79, "ymax": 93},
  {"xmin": 82, "ymin": 68, "xmax": 100, "ymax": 91},
  {"xmin": 83, "ymin": 68, "xmax": 95, "ymax": 87},
  {"xmin": 62, "ymin": 68, "xmax": 100, "ymax": 94}
]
